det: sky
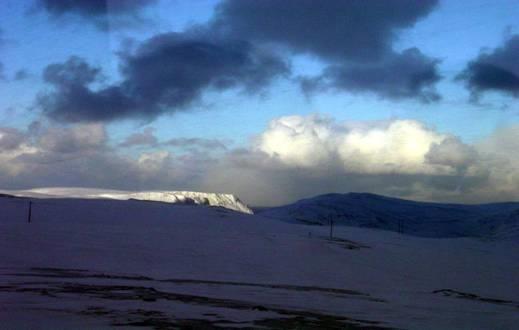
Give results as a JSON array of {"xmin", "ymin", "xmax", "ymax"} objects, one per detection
[{"xmin": 0, "ymin": 0, "xmax": 518, "ymax": 206}]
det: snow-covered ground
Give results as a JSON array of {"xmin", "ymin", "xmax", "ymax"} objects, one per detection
[{"xmin": 1, "ymin": 195, "xmax": 518, "ymax": 329}]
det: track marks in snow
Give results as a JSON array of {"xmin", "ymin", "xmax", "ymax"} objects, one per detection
[
  {"xmin": 433, "ymin": 289, "xmax": 519, "ymax": 310},
  {"xmin": 0, "ymin": 267, "xmax": 392, "ymax": 329}
]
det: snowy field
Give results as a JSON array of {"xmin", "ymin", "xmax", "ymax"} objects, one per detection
[{"xmin": 1, "ymin": 195, "xmax": 518, "ymax": 329}]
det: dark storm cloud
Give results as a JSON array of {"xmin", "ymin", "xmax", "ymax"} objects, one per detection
[
  {"xmin": 36, "ymin": 0, "xmax": 440, "ymax": 122},
  {"xmin": 458, "ymin": 35, "xmax": 519, "ymax": 99},
  {"xmin": 35, "ymin": 0, "xmax": 156, "ymax": 29},
  {"xmin": 0, "ymin": 63, "xmax": 5, "ymax": 81},
  {"xmin": 0, "ymin": 27, "xmax": 5, "ymax": 47},
  {"xmin": 37, "ymin": 0, "xmax": 155, "ymax": 16},
  {"xmin": 38, "ymin": 56, "xmax": 137, "ymax": 122},
  {"xmin": 43, "ymin": 56, "xmax": 100, "ymax": 86},
  {"xmin": 38, "ymin": 33, "xmax": 288, "ymax": 122},
  {"xmin": 309, "ymin": 48, "xmax": 441, "ymax": 102},
  {"xmin": 213, "ymin": 0, "xmax": 438, "ymax": 62},
  {"xmin": 212, "ymin": 0, "xmax": 441, "ymax": 101},
  {"xmin": 14, "ymin": 70, "xmax": 30, "ymax": 81},
  {"xmin": 119, "ymin": 32, "xmax": 288, "ymax": 108}
]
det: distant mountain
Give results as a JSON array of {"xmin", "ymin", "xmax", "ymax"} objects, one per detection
[
  {"xmin": 258, "ymin": 193, "xmax": 519, "ymax": 239},
  {"xmin": 0, "ymin": 188, "xmax": 253, "ymax": 214}
]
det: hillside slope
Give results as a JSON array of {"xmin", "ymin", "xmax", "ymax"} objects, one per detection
[{"xmin": 259, "ymin": 192, "xmax": 519, "ymax": 239}]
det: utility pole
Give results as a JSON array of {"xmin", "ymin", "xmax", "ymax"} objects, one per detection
[
  {"xmin": 27, "ymin": 201, "xmax": 32, "ymax": 223},
  {"xmin": 329, "ymin": 218, "xmax": 334, "ymax": 240}
]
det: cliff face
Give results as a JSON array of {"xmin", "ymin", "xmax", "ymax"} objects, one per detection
[{"xmin": 99, "ymin": 191, "xmax": 254, "ymax": 214}]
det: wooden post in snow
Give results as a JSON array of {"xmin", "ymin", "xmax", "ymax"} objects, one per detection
[
  {"xmin": 27, "ymin": 201, "xmax": 32, "ymax": 223},
  {"xmin": 329, "ymin": 218, "xmax": 334, "ymax": 240}
]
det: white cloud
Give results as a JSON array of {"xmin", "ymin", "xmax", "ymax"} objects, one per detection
[
  {"xmin": 425, "ymin": 136, "xmax": 478, "ymax": 171},
  {"xmin": 202, "ymin": 115, "xmax": 519, "ymax": 205},
  {"xmin": 119, "ymin": 127, "xmax": 158, "ymax": 147},
  {"xmin": 0, "ymin": 123, "xmax": 189, "ymax": 190},
  {"xmin": 138, "ymin": 150, "xmax": 171, "ymax": 172},
  {"xmin": 256, "ymin": 115, "xmax": 335, "ymax": 168},
  {"xmin": 39, "ymin": 123, "xmax": 106, "ymax": 153},
  {"xmin": 3, "ymin": 115, "xmax": 519, "ymax": 206},
  {"xmin": 256, "ymin": 115, "xmax": 449, "ymax": 174},
  {"xmin": 0, "ymin": 127, "xmax": 25, "ymax": 150},
  {"xmin": 338, "ymin": 119, "xmax": 445, "ymax": 174}
]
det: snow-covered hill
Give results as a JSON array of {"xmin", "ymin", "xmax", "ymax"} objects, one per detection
[
  {"xmin": 1, "ymin": 195, "xmax": 518, "ymax": 329},
  {"xmin": 259, "ymin": 192, "xmax": 519, "ymax": 239},
  {"xmin": 0, "ymin": 187, "xmax": 253, "ymax": 214}
]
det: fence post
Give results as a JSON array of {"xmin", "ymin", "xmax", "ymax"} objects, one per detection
[{"xmin": 27, "ymin": 201, "xmax": 32, "ymax": 223}]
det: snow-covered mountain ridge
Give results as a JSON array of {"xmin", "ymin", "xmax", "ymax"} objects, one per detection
[
  {"xmin": 0, "ymin": 187, "xmax": 253, "ymax": 214},
  {"xmin": 259, "ymin": 192, "xmax": 519, "ymax": 239}
]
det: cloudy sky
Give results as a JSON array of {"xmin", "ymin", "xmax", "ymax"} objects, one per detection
[{"xmin": 0, "ymin": 0, "xmax": 518, "ymax": 206}]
